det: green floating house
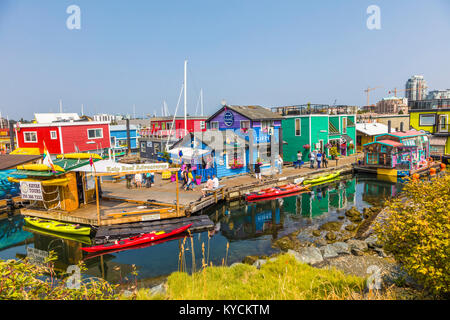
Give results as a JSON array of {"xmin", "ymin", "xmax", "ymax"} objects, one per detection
[{"xmin": 272, "ymin": 105, "xmax": 357, "ymax": 163}]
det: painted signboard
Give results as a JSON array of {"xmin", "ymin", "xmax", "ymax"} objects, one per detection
[{"xmin": 20, "ymin": 181, "xmax": 43, "ymax": 201}]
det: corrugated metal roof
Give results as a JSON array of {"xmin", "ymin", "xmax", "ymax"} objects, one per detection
[{"xmin": 0, "ymin": 155, "xmax": 42, "ymax": 171}]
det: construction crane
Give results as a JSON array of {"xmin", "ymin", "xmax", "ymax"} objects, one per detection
[{"xmin": 364, "ymin": 86, "xmax": 382, "ymax": 107}]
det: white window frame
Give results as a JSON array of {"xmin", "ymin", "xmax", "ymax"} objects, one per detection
[
  {"xmin": 50, "ymin": 131, "xmax": 57, "ymax": 140},
  {"xmin": 439, "ymin": 114, "xmax": 448, "ymax": 132},
  {"xmin": 23, "ymin": 131, "xmax": 37, "ymax": 143},
  {"xmin": 225, "ymin": 147, "xmax": 246, "ymax": 169},
  {"xmin": 295, "ymin": 118, "xmax": 301, "ymax": 136},
  {"xmin": 419, "ymin": 114, "xmax": 436, "ymax": 126},
  {"xmin": 240, "ymin": 120, "xmax": 250, "ymax": 129},
  {"xmin": 342, "ymin": 117, "xmax": 347, "ymax": 134},
  {"xmin": 87, "ymin": 128, "xmax": 103, "ymax": 139},
  {"xmin": 210, "ymin": 121, "xmax": 219, "ymax": 130}
]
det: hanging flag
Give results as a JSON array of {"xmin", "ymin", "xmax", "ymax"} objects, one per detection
[
  {"xmin": 89, "ymin": 154, "xmax": 94, "ymax": 167},
  {"xmin": 42, "ymin": 141, "xmax": 56, "ymax": 173}
]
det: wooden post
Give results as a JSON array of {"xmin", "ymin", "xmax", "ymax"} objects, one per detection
[
  {"xmin": 176, "ymin": 171, "xmax": 180, "ymax": 216},
  {"xmin": 94, "ymin": 170, "xmax": 100, "ymax": 225}
]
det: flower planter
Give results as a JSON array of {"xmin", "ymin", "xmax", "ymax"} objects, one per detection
[{"xmin": 196, "ymin": 178, "xmax": 202, "ymax": 185}]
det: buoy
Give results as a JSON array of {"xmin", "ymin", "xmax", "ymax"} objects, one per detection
[
  {"xmin": 412, "ymin": 173, "xmax": 420, "ymax": 180},
  {"xmin": 440, "ymin": 163, "xmax": 446, "ymax": 170},
  {"xmin": 430, "ymin": 168, "xmax": 436, "ymax": 175}
]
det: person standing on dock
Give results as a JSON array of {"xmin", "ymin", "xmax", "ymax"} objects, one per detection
[
  {"xmin": 309, "ymin": 150, "xmax": 316, "ymax": 169},
  {"xmin": 323, "ymin": 155, "xmax": 328, "ymax": 168},
  {"xmin": 255, "ymin": 159, "xmax": 262, "ymax": 182},
  {"xmin": 295, "ymin": 151, "xmax": 302, "ymax": 169},
  {"xmin": 126, "ymin": 174, "xmax": 133, "ymax": 189},
  {"xmin": 277, "ymin": 154, "xmax": 283, "ymax": 174},
  {"xmin": 316, "ymin": 150, "xmax": 322, "ymax": 169}
]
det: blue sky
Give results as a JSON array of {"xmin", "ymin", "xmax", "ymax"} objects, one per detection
[{"xmin": 0, "ymin": 0, "xmax": 449, "ymax": 120}]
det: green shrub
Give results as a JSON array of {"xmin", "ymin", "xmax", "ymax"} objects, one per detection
[{"xmin": 375, "ymin": 174, "xmax": 450, "ymax": 297}]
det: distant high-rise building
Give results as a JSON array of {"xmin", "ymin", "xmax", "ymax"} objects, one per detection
[
  {"xmin": 405, "ymin": 75, "xmax": 428, "ymax": 101},
  {"xmin": 426, "ymin": 89, "xmax": 450, "ymax": 100}
]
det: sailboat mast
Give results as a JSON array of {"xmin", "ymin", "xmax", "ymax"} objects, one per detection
[
  {"xmin": 200, "ymin": 88, "xmax": 204, "ymax": 116},
  {"xmin": 184, "ymin": 60, "xmax": 187, "ymax": 136}
]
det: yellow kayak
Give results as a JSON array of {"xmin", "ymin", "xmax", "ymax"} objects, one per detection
[
  {"xmin": 56, "ymin": 153, "xmax": 102, "ymax": 160},
  {"xmin": 23, "ymin": 225, "xmax": 92, "ymax": 245},
  {"xmin": 17, "ymin": 164, "xmax": 65, "ymax": 172},
  {"xmin": 24, "ymin": 217, "xmax": 91, "ymax": 236}
]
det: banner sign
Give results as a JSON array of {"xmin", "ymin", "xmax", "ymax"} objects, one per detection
[
  {"xmin": 105, "ymin": 163, "xmax": 169, "ymax": 173},
  {"xmin": 20, "ymin": 181, "xmax": 43, "ymax": 201}
]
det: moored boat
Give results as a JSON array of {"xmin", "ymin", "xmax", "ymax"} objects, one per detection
[
  {"xmin": 81, "ymin": 223, "xmax": 193, "ymax": 253},
  {"xmin": 24, "ymin": 217, "xmax": 91, "ymax": 236},
  {"xmin": 245, "ymin": 184, "xmax": 310, "ymax": 202}
]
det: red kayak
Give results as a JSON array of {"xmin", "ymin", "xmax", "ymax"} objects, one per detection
[
  {"xmin": 81, "ymin": 223, "xmax": 193, "ymax": 253},
  {"xmin": 245, "ymin": 184, "xmax": 310, "ymax": 202},
  {"xmin": 83, "ymin": 233, "xmax": 189, "ymax": 260}
]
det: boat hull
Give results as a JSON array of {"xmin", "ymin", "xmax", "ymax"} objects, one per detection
[
  {"xmin": 81, "ymin": 223, "xmax": 193, "ymax": 253},
  {"xmin": 245, "ymin": 185, "xmax": 310, "ymax": 202},
  {"xmin": 24, "ymin": 217, "xmax": 91, "ymax": 236}
]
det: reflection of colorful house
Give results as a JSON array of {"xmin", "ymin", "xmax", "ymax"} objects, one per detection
[
  {"xmin": 362, "ymin": 130, "xmax": 430, "ymax": 176},
  {"xmin": 206, "ymin": 105, "xmax": 284, "ymax": 178}
]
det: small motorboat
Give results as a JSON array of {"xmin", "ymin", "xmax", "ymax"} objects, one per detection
[
  {"xmin": 81, "ymin": 223, "xmax": 193, "ymax": 253},
  {"xmin": 245, "ymin": 184, "xmax": 311, "ymax": 202}
]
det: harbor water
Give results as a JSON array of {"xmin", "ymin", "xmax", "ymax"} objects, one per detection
[{"xmin": 0, "ymin": 174, "xmax": 403, "ymax": 286}]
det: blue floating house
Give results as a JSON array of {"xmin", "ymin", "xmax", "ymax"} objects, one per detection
[{"xmin": 110, "ymin": 125, "xmax": 140, "ymax": 155}]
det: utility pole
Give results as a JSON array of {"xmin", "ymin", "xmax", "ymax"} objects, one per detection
[{"xmin": 184, "ymin": 60, "xmax": 188, "ymax": 135}]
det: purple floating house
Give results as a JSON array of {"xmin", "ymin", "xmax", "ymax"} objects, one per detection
[{"xmin": 206, "ymin": 105, "xmax": 284, "ymax": 178}]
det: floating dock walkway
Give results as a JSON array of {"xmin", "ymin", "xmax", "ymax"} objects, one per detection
[{"xmin": 93, "ymin": 214, "xmax": 215, "ymax": 244}]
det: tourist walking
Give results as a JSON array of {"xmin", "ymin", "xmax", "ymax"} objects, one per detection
[
  {"xmin": 185, "ymin": 169, "xmax": 195, "ymax": 191},
  {"xmin": 323, "ymin": 155, "xmax": 328, "ymax": 168},
  {"xmin": 309, "ymin": 150, "xmax": 316, "ymax": 169},
  {"xmin": 126, "ymin": 174, "xmax": 133, "ymax": 189},
  {"xmin": 295, "ymin": 151, "xmax": 302, "ymax": 169},
  {"xmin": 134, "ymin": 173, "xmax": 142, "ymax": 188},
  {"xmin": 145, "ymin": 172, "xmax": 154, "ymax": 188}
]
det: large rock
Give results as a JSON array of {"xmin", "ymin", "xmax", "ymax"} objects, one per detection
[
  {"xmin": 346, "ymin": 239, "xmax": 368, "ymax": 252},
  {"xmin": 319, "ymin": 221, "xmax": 343, "ymax": 232},
  {"xmin": 242, "ymin": 255, "xmax": 259, "ymax": 265},
  {"xmin": 330, "ymin": 242, "xmax": 350, "ymax": 255},
  {"xmin": 345, "ymin": 206, "xmax": 361, "ymax": 218},
  {"xmin": 364, "ymin": 235, "xmax": 383, "ymax": 248},
  {"xmin": 325, "ymin": 231, "xmax": 336, "ymax": 242},
  {"xmin": 320, "ymin": 245, "xmax": 339, "ymax": 259},
  {"xmin": 288, "ymin": 247, "xmax": 323, "ymax": 265}
]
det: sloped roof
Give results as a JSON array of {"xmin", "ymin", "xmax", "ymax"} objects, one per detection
[
  {"xmin": 208, "ymin": 105, "xmax": 284, "ymax": 122},
  {"xmin": 0, "ymin": 154, "xmax": 42, "ymax": 171}
]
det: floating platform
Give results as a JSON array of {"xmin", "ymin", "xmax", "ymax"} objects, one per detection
[{"xmin": 93, "ymin": 214, "xmax": 215, "ymax": 244}]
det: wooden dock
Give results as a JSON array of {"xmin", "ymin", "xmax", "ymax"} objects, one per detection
[{"xmin": 93, "ymin": 214, "xmax": 215, "ymax": 244}]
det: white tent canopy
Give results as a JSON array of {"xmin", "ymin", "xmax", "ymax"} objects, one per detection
[
  {"xmin": 72, "ymin": 159, "xmax": 169, "ymax": 173},
  {"xmin": 168, "ymin": 147, "xmax": 210, "ymax": 161}
]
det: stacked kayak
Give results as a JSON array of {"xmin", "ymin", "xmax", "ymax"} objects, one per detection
[
  {"xmin": 81, "ymin": 223, "xmax": 193, "ymax": 253},
  {"xmin": 245, "ymin": 184, "xmax": 310, "ymax": 202},
  {"xmin": 24, "ymin": 217, "xmax": 91, "ymax": 236},
  {"xmin": 303, "ymin": 171, "xmax": 342, "ymax": 186},
  {"xmin": 23, "ymin": 225, "xmax": 92, "ymax": 245}
]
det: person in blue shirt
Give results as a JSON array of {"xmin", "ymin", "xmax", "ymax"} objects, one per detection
[{"xmin": 316, "ymin": 151, "xmax": 323, "ymax": 169}]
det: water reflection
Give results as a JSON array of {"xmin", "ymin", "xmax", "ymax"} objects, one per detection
[{"xmin": 0, "ymin": 174, "xmax": 403, "ymax": 285}]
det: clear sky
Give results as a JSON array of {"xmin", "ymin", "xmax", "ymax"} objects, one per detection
[{"xmin": 0, "ymin": 0, "xmax": 449, "ymax": 120}]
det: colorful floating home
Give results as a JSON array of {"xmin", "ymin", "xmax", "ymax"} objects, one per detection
[
  {"xmin": 206, "ymin": 105, "xmax": 284, "ymax": 178},
  {"xmin": 271, "ymin": 105, "xmax": 357, "ymax": 163},
  {"xmin": 361, "ymin": 130, "xmax": 430, "ymax": 176},
  {"xmin": 8, "ymin": 154, "xmax": 182, "ymax": 227}
]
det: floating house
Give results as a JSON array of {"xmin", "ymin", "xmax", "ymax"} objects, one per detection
[
  {"xmin": 110, "ymin": 124, "xmax": 139, "ymax": 155},
  {"xmin": 14, "ymin": 114, "xmax": 111, "ymax": 155},
  {"xmin": 409, "ymin": 100, "xmax": 450, "ymax": 162},
  {"xmin": 206, "ymin": 105, "xmax": 284, "ymax": 178},
  {"xmin": 356, "ymin": 122, "xmax": 394, "ymax": 152},
  {"xmin": 361, "ymin": 130, "xmax": 430, "ymax": 176},
  {"xmin": 8, "ymin": 154, "xmax": 181, "ymax": 226},
  {"xmin": 272, "ymin": 105, "xmax": 356, "ymax": 163}
]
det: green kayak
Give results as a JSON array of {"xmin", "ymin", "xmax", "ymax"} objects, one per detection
[
  {"xmin": 23, "ymin": 225, "xmax": 92, "ymax": 245},
  {"xmin": 24, "ymin": 217, "xmax": 91, "ymax": 236},
  {"xmin": 303, "ymin": 171, "xmax": 342, "ymax": 186}
]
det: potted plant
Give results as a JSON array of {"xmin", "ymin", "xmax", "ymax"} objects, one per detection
[
  {"xmin": 195, "ymin": 175, "xmax": 202, "ymax": 185},
  {"xmin": 303, "ymin": 144, "xmax": 311, "ymax": 150},
  {"xmin": 330, "ymin": 146, "xmax": 339, "ymax": 160}
]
